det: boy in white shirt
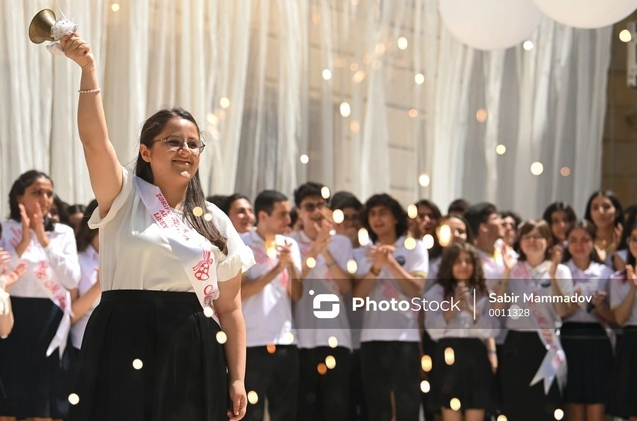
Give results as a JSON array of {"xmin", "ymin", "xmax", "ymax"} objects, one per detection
[{"xmin": 241, "ymin": 190, "xmax": 302, "ymax": 421}]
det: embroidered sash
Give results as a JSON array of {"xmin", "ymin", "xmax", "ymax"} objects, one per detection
[
  {"xmin": 511, "ymin": 261, "xmax": 568, "ymax": 394},
  {"xmin": 5, "ymin": 224, "xmax": 73, "ymax": 357},
  {"xmin": 134, "ymin": 177, "xmax": 219, "ymax": 316}
]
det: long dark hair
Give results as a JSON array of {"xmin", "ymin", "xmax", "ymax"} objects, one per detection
[
  {"xmin": 436, "ymin": 242, "xmax": 487, "ymax": 298},
  {"xmin": 8, "ymin": 170, "xmax": 55, "ymax": 232},
  {"xmin": 76, "ymin": 200, "xmax": 99, "ymax": 252},
  {"xmin": 542, "ymin": 201, "xmax": 577, "ymax": 244},
  {"xmin": 584, "ymin": 190, "xmax": 624, "ymax": 229},
  {"xmin": 563, "ymin": 220, "xmax": 603, "ymax": 264},
  {"xmin": 135, "ymin": 107, "xmax": 227, "ymax": 254}
]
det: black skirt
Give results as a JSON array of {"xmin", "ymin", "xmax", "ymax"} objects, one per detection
[
  {"xmin": 607, "ymin": 326, "xmax": 637, "ymax": 418},
  {"xmin": 0, "ymin": 297, "xmax": 75, "ymax": 418},
  {"xmin": 500, "ymin": 331, "xmax": 563, "ymax": 421},
  {"xmin": 67, "ymin": 290, "xmax": 230, "ymax": 421},
  {"xmin": 560, "ymin": 322, "xmax": 613, "ymax": 405},
  {"xmin": 428, "ymin": 337, "xmax": 497, "ymax": 412}
]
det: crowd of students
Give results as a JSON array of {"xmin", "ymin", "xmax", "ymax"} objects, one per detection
[{"xmin": 1, "ymin": 170, "xmax": 636, "ymax": 421}]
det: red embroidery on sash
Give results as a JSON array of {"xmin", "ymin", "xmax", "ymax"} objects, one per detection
[{"xmin": 193, "ymin": 249, "xmax": 213, "ymax": 281}]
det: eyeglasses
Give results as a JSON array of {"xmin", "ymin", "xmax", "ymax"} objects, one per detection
[
  {"xmin": 302, "ymin": 202, "xmax": 326, "ymax": 213},
  {"xmin": 154, "ymin": 136, "xmax": 205, "ymax": 155}
]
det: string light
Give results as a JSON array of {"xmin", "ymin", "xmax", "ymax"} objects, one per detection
[
  {"xmin": 418, "ymin": 173, "xmax": 430, "ymax": 187},
  {"xmin": 476, "ymin": 108, "xmax": 488, "ymax": 122},
  {"xmin": 328, "ymin": 336, "xmax": 339, "ymax": 348},
  {"xmin": 132, "ymin": 359, "xmax": 144, "ymax": 370},
  {"xmin": 438, "ymin": 225, "xmax": 451, "ymax": 247},
  {"xmin": 352, "ymin": 70, "xmax": 366, "ymax": 84},
  {"xmin": 415, "ymin": 73, "xmax": 424, "ymax": 84},
  {"xmin": 346, "ymin": 260, "xmax": 357, "ymax": 274},
  {"xmin": 497, "ymin": 416, "xmax": 508, "ymax": 421},
  {"xmin": 68, "ymin": 393, "xmax": 80, "ymax": 405},
  {"xmin": 523, "ymin": 40, "xmax": 534, "ymax": 50},
  {"xmin": 554, "ymin": 409, "xmax": 564, "ymax": 420},
  {"xmin": 398, "ymin": 37, "xmax": 408, "ymax": 50},
  {"xmin": 111, "ymin": 3, "xmax": 120, "ymax": 11},
  {"xmin": 404, "ymin": 237, "xmax": 416, "ymax": 250},
  {"xmin": 203, "ymin": 306, "xmax": 214, "ymax": 318},
  {"xmin": 325, "ymin": 356, "xmax": 336, "ymax": 369},
  {"xmin": 350, "ymin": 121, "xmax": 360, "ymax": 133},
  {"xmin": 444, "ymin": 347, "xmax": 455, "ymax": 365},
  {"xmin": 421, "ymin": 355, "xmax": 433, "ymax": 372},
  {"xmin": 321, "ymin": 186, "xmax": 331, "ymax": 199},
  {"xmin": 266, "ymin": 344, "xmax": 276, "ymax": 354},
  {"xmin": 220, "ymin": 97, "xmax": 230, "ymax": 109},
  {"xmin": 450, "ymin": 398, "xmax": 461, "ymax": 411},
  {"xmin": 322, "ymin": 69, "xmax": 332, "ymax": 80},
  {"xmin": 216, "ymin": 331, "xmax": 228, "ymax": 344},
  {"xmin": 192, "ymin": 206, "xmax": 204, "ymax": 217},
  {"xmin": 560, "ymin": 167, "xmax": 571, "ymax": 177},
  {"xmin": 423, "ymin": 234, "xmax": 434, "ymax": 249},
  {"xmin": 300, "ymin": 154, "xmax": 309, "ymax": 164},
  {"xmin": 420, "ymin": 381, "xmax": 431, "ymax": 393},
  {"xmin": 620, "ymin": 29, "xmax": 632, "ymax": 42},
  {"xmin": 306, "ymin": 257, "xmax": 316, "ymax": 269},
  {"xmin": 317, "ymin": 363, "xmax": 328, "ymax": 375},
  {"xmin": 340, "ymin": 102, "xmax": 351, "ymax": 117},
  {"xmin": 282, "ymin": 332, "xmax": 294, "ymax": 344},
  {"xmin": 206, "ymin": 113, "xmax": 219, "ymax": 126},
  {"xmin": 248, "ymin": 391, "xmax": 259, "ymax": 404},
  {"xmin": 531, "ymin": 162, "xmax": 544, "ymax": 176},
  {"xmin": 358, "ymin": 228, "xmax": 370, "ymax": 246},
  {"xmin": 409, "ymin": 109, "xmax": 418, "ymax": 118},
  {"xmin": 407, "ymin": 204, "xmax": 417, "ymax": 219},
  {"xmin": 496, "ymin": 144, "xmax": 506, "ymax": 155},
  {"xmin": 204, "ymin": 213, "xmax": 213, "ymax": 221},
  {"xmin": 333, "ymin": 209, "xmax": 344, "ymax": 224}
]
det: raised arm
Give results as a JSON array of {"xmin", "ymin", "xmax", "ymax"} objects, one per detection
[{"xmin": 60, "ymin": 34, "xmax": 123, "ymax": 217}]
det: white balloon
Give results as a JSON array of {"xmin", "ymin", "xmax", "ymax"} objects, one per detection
[
  {"xmin": 533, "ymin": 0, "xmax": 637, "ymax": 29},
  {"xmin": 438, "ymin": 0, "xmax": 543, "ymax": 51}
]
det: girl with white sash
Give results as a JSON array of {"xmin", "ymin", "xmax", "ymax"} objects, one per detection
[
  {"xmin": 60, "ymin": 33, "xmax": 255, "ymax": 421},
  {"xmin": 608, "ymin": 222, "xmax": 637, "ymax": 421},
  {"xmin": 0, "ymin": 171, "xmax": 81, "ymax": 421},
  {"xmin": 69, "ymin": 200, "xmax": 101, "ymax": 354},
  {"xmin": 424, "ymin": 242, "xmax": 499, "ymax": 421},
  {"xmin": 561, "ymin": 221, "xmax": 614, "ymax": 421},
  {"xmin": 493, "ymin": 220, "xmax": 574, "ymax": 421}
]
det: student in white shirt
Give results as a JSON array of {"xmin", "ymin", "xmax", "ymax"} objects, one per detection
[
  {"xmin": 353, "ymin": 193, "xmax": 427, "ymax": 421},
  {"xmin": 241, "ymin": 190, "xmax": 302, "ymax": 421},
  {"xmin": 612, "ymin": 206, "xmax": 637, "ymax": 271},
  {"xmin": 69, "ymin": 200, "xmax": 102, "ymax": 354},
  {"xmin": 0, "ymin": 248, "xmax": 27, "ymax": 340},
  {"xmin": 542, "ymin": 202, "xmax": 577, "ymax": 248},
  {"xmin": 500, "ymin": 211, "xmax": 521, "ymax": 249},
  {"xmin": 608, "ymin": 222, "xmax": 637, "ymax": 421},
  {"xmin": 290, "ymin": 183, "xmax": 354, "ymax": 421},
  {"xmin": 61, "ymin": 33, "xmax": 254, "ymax": 421},
  {"xmin": 330, "ymin": 193, "xmax": 369, "ymax": 421},
  {"xmin": 424, "ymin": 242, "xmax": 499, "ymax": 421},
  {"xmin": 0, "ymin": 171, "xmax": 81, "ymax": 421},
  {"xmin": 560, "ymin": 221, "xmax": 614, "ymax": 421},
  {"xmin": 493, "ymin": 219, "xmax": 575, "ymax": 421},
  {"xmin": 584, "ymin": 191, "xmax": 624, "ymax": 265}
]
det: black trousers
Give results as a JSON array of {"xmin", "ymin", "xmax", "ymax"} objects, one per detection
[
  {"xmin": 349, "ymin": 349, "xmax": 368, "ymax": 421},
  {"xmin": 297, "ymin": 346, "xmax": 351, "ymax": 421},
  {"xmin": 360, "ymin": 341, "xmax": 421, "ymax": 421},
  {"xmin": 244, "ymin": 345, "xmax": 299, "ymax": 421}
]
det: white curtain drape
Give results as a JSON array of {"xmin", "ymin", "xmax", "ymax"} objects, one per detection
[{"xmin": 0, "ymin": 0, "xmax": 611, "ymax": 221}]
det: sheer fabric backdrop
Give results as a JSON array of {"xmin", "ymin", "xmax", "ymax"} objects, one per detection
[{"xmin": 0, "ymin": 0, "xmax": 611, "ymax": 220}]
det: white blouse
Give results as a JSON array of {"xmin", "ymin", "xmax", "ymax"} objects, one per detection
[
  {"xmin": 88, "ymin": 167, "xmax": 254, "ymax": 292},
  {"xmin": 71, "ymin": 245, "xmax": 100, "ymax": 349},
  {"xmin": 424, "ymin": 283, "xmax": 498, "ymax": 341},
  {"xmin": 564, "ymin": 260, "xmax": 613, "ymax": 324},
  {"xmin": 610, "ymin": 272, "xmax": 637, "ymax": 326},
  {"xmin": 0, "ymin": 219, "xmax": 80, "ymax": 298}
]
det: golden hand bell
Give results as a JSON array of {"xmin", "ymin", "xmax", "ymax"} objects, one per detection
[{"xmin": 28, "ymin": 9, "xmax": 57, "ymax": 44}]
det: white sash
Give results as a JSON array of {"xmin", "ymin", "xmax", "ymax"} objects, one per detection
[
  {"xmin": 5, "ymin": 224, "xmax": 73, "ymax": 358},
  {"xmin": 511, "ymin": 261, "xmax": 567, "ymax": 394},
  {"xmin": 133, "ymin": 177, "xmax": 219, "ymax": 317}
]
